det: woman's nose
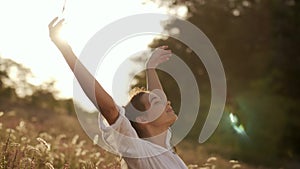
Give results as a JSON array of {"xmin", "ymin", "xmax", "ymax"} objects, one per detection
[{"xmin": 167, "ymin": 101, "xmax": 171, "ymax": 105}]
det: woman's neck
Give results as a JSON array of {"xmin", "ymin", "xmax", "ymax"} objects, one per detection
[{"xmin": 139, "ymin": 126, "xmax": 169, "ymax": 148}]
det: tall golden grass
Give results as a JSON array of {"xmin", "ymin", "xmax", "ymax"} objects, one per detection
[
  {"xmin": 0, "ymin": 110, "xmax": 262, "ymax": 169},
  {"xmin": 0, "ymin": 111, "xmax": 121, "ymax": 169}
]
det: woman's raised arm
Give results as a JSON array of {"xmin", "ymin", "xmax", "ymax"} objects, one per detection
[
  {"xmin": 48, "ymin": 17, "xmax": 118, "ymax": 125},
  {"xmin": 146, "ymin": 46, "xmax": 172, "ymax": 92}
]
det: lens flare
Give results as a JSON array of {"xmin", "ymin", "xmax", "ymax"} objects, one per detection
[{"xmin": 229, "ymin": 112, "xmax": 247, "ymax": 136}]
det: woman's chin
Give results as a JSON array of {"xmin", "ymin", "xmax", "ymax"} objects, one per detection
[{"xmin": 170, "ymin": 114, "xmax": 178, "ymax": 124}]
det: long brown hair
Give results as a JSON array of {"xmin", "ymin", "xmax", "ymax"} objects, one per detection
[{"xmin": 124, "ymin": 87, "xmax": 148, "ymax": 137}]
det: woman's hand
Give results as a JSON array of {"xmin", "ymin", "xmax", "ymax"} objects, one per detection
[
  {"xmin": 48, "ymin": 17, "xmax": 65, "ymax": 44},
  {"xmin": 146, "ymin": 46, "xmax": 172, "ymax": 69}
]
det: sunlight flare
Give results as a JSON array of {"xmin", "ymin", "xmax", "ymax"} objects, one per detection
[
  {"xmin": 229, "ymin": 112, "xmax": 247, "ymax": 136},
  {"xmin": 57, "ymin": 22, "xmax": 70, "ymax": 42}
]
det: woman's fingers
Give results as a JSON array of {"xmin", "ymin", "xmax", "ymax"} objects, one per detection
[
  {"xmin": 159, "ymin": 51, "xmax": 172, "ymax": 57},
  {"xmin": 158, "ymin": 45, "xmax": 168, "ymax": 49},
  {"xmin": 148, "ymin": 46, "xmax": 172, "ymax": 67},
  {"xmin": 48, "ymin": 17, "xmax": 59, "ymax": 28},
  {"xmin": 55, "ymin": 19, "xmax": 65, "ymax": 29},
  {"xmin": 155, "ymin": 48, "xmax": 171, "ymax": 54},
  {"xmin": 48, "ymin": 17, "xmax": 66, "ymax": 42},
  {"xmin": 156, "ymin": 55, "xmax": 171, "ymax": 65},
  {"xmin": 157, "ymin": 49, "xmax": 172, "ymax": 57},
  {"xmin": 49, "ymin": 17, "xmax": 65, "ymax": 30},
  {"xmin": 158, "ymin": 53, "xmax": 172, "ymax": 62}
]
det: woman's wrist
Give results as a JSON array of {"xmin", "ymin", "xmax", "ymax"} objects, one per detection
[
  {"xmin": 146, "ymin": 61, "xmax": 157, "ymax": 69},
  {"xmin": 53, "ymin": 39, "xmax": 70, "ymax": 49}
]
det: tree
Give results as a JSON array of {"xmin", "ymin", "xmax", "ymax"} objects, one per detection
[{"xmin": 132, "ymin": 0, "xmax": 300, "ymax": 166}]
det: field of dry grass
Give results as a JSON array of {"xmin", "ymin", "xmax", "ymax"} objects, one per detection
[
  {"xmin": 0, "ymin": 110, "xmax": 267, "ymax": 169},
  {"xmin": 0, "ymin": 110, "xmax": 121, "ymax": 169}
]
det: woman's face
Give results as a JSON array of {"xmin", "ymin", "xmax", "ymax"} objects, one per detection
[{"xmin": 139, "ymin": 92, "xmax": 177, "ymax": 127}]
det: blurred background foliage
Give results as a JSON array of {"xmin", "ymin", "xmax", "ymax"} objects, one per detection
[
  {"xmin": 0, "ymin": 57, "xmax": 75, "ymax": 117},
  {"xmin": 0, "ymin": 0, "xmax": 299, "ymax": 168},
  {"xmin": 132, "ymin": 0, "xmax": 300, "ymax": 167}
]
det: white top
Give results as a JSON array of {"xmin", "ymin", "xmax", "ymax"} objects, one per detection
[{"xmin": 98, "ymin": 105, "xmax": 188, "ymax": 169}]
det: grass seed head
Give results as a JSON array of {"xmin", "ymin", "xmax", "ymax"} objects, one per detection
[
  {"xmin": 37, "ymin": 137, "xmax": 51, "ymax": 151},
  {"xmin": 72, "ymin": 134, "xmax": 79, "ymax": 144},
  {"xmin": 93, "ymin": 134, "xmax": 99, "ymax": 145},
  {"xmin": 45, "ymin": 162, "xmax": 55, "ymax": 169}
]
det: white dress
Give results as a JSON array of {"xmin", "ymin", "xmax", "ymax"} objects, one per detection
[{"xmin": 98, "ymin": 105, "xmax": 188, "ymax": 169}]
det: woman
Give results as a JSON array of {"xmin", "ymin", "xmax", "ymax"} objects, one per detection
[{"xmin": 48, "ymin": 17, "xmax": 187, "ymax": 169}]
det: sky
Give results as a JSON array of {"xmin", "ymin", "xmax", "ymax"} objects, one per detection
[{"xmin": 0, "ymin": 0, "xmax": 171, "ymax": 110}]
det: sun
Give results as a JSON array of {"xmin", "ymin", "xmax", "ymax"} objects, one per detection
[{"xmin": 58, "ymin": 21, "xmax": 70, "ymax": 42}]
